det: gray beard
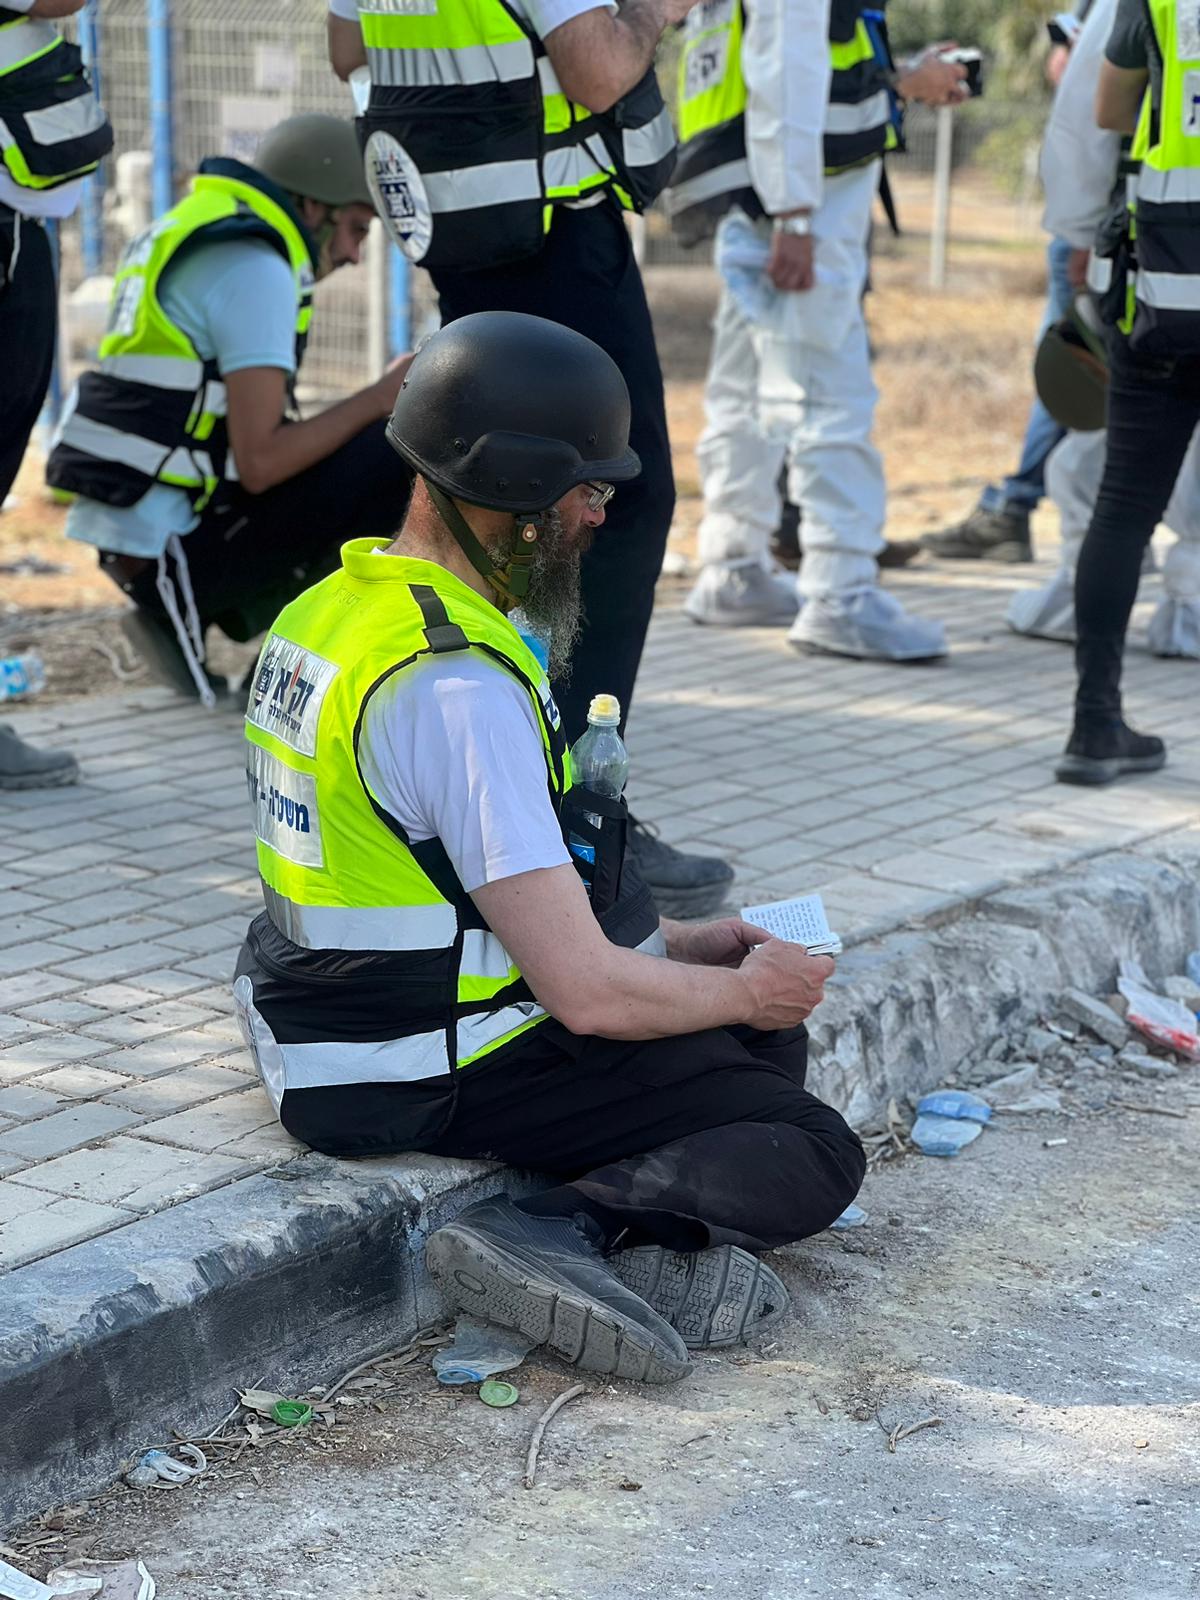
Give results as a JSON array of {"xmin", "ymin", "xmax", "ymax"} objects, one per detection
[{"xmin": 492, "ymin": 507, "xmax": 582, "ymax": 681}]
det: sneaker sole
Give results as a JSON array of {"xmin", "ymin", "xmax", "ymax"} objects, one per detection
[
  {"xmin": 425, "ymin": 1224, "xmax": 691, "ymax": 1385},
  {"xmin": 921, "ymin": 543, "xmax": 1033, "ymax": 564},
  {"xmin": 0, "ymin": 758, "xmax": 79, "ymax": 791},
  {"xmin": 1054, "ymin": 750, "xmax": 1167, "ymax": 786},
  {"xmin": 609, "ymin": 1245, "xmax": 790, "ymax": 1348},
  {"xmin": 646, "ymin": 880, "xmax": 733, "ymax": 920}
]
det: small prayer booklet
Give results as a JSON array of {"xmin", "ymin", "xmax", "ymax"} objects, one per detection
[{"xmin": 741, "ymin": 893, "xmax": 843, "ymax": 957}]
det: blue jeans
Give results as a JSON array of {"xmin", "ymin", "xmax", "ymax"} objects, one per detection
[{"xmin": 980, "ymin": 236, "xmax": 1074, "ymax": 515}]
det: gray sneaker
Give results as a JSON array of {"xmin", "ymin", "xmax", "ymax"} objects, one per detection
[
  {"xmin": 425, "ymin": 1197, "xmax": 691, "ymax": 1384},
  {"xmin": 789, "ymin": 588, "xmax": 946, "ymax": 662},
  {"xmin": 921, "ymin": 505, "xmax": 1033, "ymax": 563},
  {"xmin": 609, "ymin": 1245, "xmax": 790, "ymax": 1348},
  {"xmin": 0, "ymin": 726, "xmax": 79, "ymax": 790},
  {"xmin": 684, "ymin": 562, "xmax": 799, "ymax": 627}
]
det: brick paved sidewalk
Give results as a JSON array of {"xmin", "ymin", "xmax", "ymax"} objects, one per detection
[{"xmin": 1, "ymin": 556, "xmax": 1196, "ymax": 1274}]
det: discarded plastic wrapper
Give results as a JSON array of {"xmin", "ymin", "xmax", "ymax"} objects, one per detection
[
  {"xmin": 915, "ymin": 1090, "xmax": 992, "ymax": 1124},
  {"xmin": 124, "ymin": 1444, "xmax": 206, "ymax": 1489},
  {"xmin": 911, "ymin": 1112, "xmax": 984, "ymax": 1157},
  {"xmin": 830, "ymin": 1202, "xmax": 869, "ymax": 1230},
  {"xmin": 0, "ymin": 1558, "xmax": 155, "ymax": 1600},
  {"xmin": 1118, "ymin": 965, "xmax": 1200, "ymax": 1061},
  {"xmin": 432, "ymin": 1315, "xmax": 536, "ymax": 1385}
]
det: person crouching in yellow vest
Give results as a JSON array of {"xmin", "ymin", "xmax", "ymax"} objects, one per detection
[
  {"xmin": 233, "ymin": 310, "xmax": 865, "ymax": 1385},
  {"xmin": 46, "ymin": 113, "xmax": 414, "ymax": 709}
]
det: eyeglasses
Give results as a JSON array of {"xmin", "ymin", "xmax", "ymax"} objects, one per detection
[{"xmin": 583, "ymin": 481, "xmax": 616, "ymax": 512}]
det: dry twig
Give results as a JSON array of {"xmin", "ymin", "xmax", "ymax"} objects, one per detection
[
  {"xmin": 888, "ymin": 1416, "xmax": 943, "ymax": 1453},
  {"xmin": 523, "ymin": 1384, "xmax": 586, "ymax": 1489},
  {"xmin": 1114, "ymin": 1101, "xmax": 1189, "ymax": 1121}
]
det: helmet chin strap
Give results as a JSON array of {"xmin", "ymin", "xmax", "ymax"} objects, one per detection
[{"xmin": 426, "ymin": 481, "xmax": 541, "ymax": 614}]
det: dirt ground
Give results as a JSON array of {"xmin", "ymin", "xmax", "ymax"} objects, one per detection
[
  {"xmin": 0, "ymin": 214, "xmax": 1049, "ymax": 704},
  {"xmin": 8, "ymin": 1101, "xmax": 1198, "ymax": 1600}
]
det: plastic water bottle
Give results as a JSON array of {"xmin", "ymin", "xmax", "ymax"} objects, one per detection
[
  {"xmin": 568, "ymin": 692, "xmax": 628, "ymax": 869},
  {"xmin": 0, "ymin": 653, "xmax": 46, "ymax": 702}
]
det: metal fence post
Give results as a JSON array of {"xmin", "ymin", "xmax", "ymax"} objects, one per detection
[
  {"xmin": 929, "ymin": 104, "xmax": 954, "ymax": 291},
  {"xmin": 388, "ymin": 245, "xmax": 411, "ymax": 355},
  {"xmin": 147, "ymin": 0, "xmax": 175, "ymax": 217},
  {"xmin": 78, "ymin": 0, "xmax": 104, "ymax": 275}
]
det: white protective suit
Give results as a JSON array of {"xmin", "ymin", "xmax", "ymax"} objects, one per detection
[
  {"xmin": 686, "ymin": 0, "xmax": 946, "ymax": 659},
  {"xmin": 1009, "ymin": 0, "xmax": 1200, "ymax": 657}
]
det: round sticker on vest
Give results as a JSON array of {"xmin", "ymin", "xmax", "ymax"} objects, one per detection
[{"xmin": 365, "ymin": 132, "xmax": 433, "ymax": 262}]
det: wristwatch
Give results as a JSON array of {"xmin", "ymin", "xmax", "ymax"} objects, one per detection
[{"xmin": 772, "ymin": 214, "xmax": 812, "ymax": 237}]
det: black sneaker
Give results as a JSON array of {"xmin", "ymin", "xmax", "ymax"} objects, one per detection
[
  {"xmin": 627, "ymin": 816, "xmax": 734, "ymax": 920},
  {"xmin": 921, "ymin": 505, "xmax": 1033, "ymax": 563},
  {"xmin": 1054, "ymin": 718, "xmax": 1166, "ymax": 786},
  {"xmin": 425, "ymin": 1197, "xmax": 691, "ymax": 1384},
  {"xmin": 609, "ymin": 1245, "xmax": 790, "ymax": 1348}
]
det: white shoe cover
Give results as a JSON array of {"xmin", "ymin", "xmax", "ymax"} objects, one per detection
[
  {"xmin": 1147, "ymin": 595, "xmax": 1200, "ymax": 658},
  {"xmin": 1006, "ymin": 569, "xmax": 1077, "ymax": 642},
  {"xmin": 684, "ymin": 561, "xmax": 800, "ymax": 627},
  {"xmin": 788, "ymin": 586, "xmax": 946, "ymax": 661}
]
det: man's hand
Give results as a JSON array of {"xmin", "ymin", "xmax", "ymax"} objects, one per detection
[
  {"xmin": 739, "ymin": 939, "xmax": 834, "ymax": 1030},
  {"xmin": 667, "ymin": 917, "xmax": 765, "ymax": 968},
  {"xmin": 897, "ymin": 45, "xmax": 969, "ymax": 107},
  {"xmin": 767, "ymin": 230, "xmax": 815, "ymax": 292}
]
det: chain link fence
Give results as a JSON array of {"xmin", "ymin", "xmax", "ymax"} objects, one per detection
[{"xmin": 56, "ymin": 4, "xmax": 1049, "ymax": 401}]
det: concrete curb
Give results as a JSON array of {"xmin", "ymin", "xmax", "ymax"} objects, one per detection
[{"xmin": 3, "ymin": 831, "xmax": 1198, "ymax": 1528}]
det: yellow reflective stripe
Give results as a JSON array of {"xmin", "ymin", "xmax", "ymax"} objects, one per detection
[
  {"xmin": 829, "ymin": 22, "xmax": 874, "ymax": 72},
  {"xmin": 359, "ymin": 7, "xmax": 526, "ymax": 51}
]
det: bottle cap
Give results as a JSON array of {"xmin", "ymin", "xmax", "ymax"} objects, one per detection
[
  {"xmin": 587, "ymin": 693, "xmax": 621, "ymax": 725},
  {"xmin": 479, "ymin": 1379, "xmax": 520, "ymax": 1407}
]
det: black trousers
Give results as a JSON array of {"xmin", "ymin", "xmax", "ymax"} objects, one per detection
[
  {"xmin": 431, "ymin": 200, "xmax": 675, "ymax": 744},
  {"xmin": 425, "ymin": 1022, "xmax": 865, "ymax": 1254},
  {"xmin": 0, "ymin": 207, "xmax": 57, "ymax": 503},
  {"xmin": 1074, "ymin": 336, "xmax": 1200, "ymax": 718},
  {"xmin": 101, "ymin": 420, "xmax": 412, "ymax": 641}
]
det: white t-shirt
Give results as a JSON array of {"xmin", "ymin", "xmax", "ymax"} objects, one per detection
[
  {"xmin": 358, "ymin": 654, "xmax": 571, "ymax": 895},
  {"xmin": 327, "ymin": 0, "xmax": 613, "ymax": 33}
]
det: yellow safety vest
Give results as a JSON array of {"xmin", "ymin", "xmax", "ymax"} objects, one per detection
[
  {"xmin": 234, "ymin": 542, "xmax": 661, "ymax": 1149},
  {"xmin": 0, "ymin": 5, "xmax": 111, "ymax": 191}
]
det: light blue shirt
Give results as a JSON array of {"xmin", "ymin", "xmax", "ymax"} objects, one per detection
[{"xmin": 66, "ymin": 237, "xmax": 298, "ymax": 559}]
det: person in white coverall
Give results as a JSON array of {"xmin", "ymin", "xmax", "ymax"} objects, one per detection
[
  {"xmin": 1006, "ymin": 0, "xmax": 1200, "ymax": 659},
  {"xmin": 672, "ymin": 0, "xmax": 967, "ymax": 661}
]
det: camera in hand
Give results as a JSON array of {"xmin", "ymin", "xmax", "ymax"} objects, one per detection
[{"xmin": 938, "ymin": 46, "xmax": 984, "ymax": 98}]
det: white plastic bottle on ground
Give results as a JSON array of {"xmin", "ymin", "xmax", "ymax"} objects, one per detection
[{"xmin": 569, "ymin": 693, "xmax": 628, "ymax": 868}]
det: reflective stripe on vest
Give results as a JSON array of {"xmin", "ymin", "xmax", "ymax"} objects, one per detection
[
  {"xmin": 45, "ymin": 164, "xmax": 312, "ymax": 513},
  {"xmin": 355, "ymin": 0, "xmax": 674, "ymax": 268},
  {"xmin": 666, "ymin": 0, "xmax": 895, "ymax": 244},
  {"xmin": 1124, "ymin": 0, "xmax": 1200, "ymax": 352}
]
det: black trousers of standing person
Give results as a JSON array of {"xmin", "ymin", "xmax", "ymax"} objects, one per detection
[
  {"xmin": 100, "ymin": 421, "xmax": 413, "ymax": 642},
  {"xmin": 0, "ymin": 206, "xmax": 57, "ymax": 503},
  {"xmin": 1074, "ymin": 336, "xmax": 1200, "ymax": 721},
  {"xmin": 286, "ymin": 1020, "xmax": 865, "ymax": 1253},
  {"xmin": 431, "ymin": 198, "xmax": 675, "ymax": 745}
]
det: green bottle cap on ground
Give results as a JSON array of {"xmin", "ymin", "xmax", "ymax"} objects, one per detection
[
  {"xmin": 478, "ymin": 1379, "xmax": 519, "ymax": 1408},
  {"xmin": 271, "ymin": 1400, "xmax": 314, "ymax": 1427}
]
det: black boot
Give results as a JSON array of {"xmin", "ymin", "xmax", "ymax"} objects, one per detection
[
  {"xmin": 1055, "ymin": 633, "xmax": 1166, "ymax": 785},
  {"xmin": 921, "ymin": 504, "xmax": 1033, "ymax": 563}
]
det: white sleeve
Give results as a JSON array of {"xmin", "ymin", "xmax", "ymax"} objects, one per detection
[
  {"xmin": 743, "ymin": 0, "xmax": 832, "ymax": 216},
  {"xmin": 359, "ymin": 658, "xmax": 571, "ymax": 894},
  {"xmin": 1041, "ymin": 0, "xmax": 1122, "ymax": 247},
  {"xmin": 327, "ymin": 0, "xmax": 359, "ymax": 20},
  {"xmin": 520, "ymin": 0, "xmax": 616, "ymax": 36}
]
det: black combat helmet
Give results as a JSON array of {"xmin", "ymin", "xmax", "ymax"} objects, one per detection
[{"xmin": 386, "ymin": 310, "xmax": 641, "ymax": 516}]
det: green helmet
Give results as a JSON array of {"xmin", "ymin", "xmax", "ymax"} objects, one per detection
[
  {"xmin": 255, "ymin": 114, "xmax": 371, "ymax": 210},
  {"xmin": 1034, "ymin": 295, "xmax": 1109, "ymax": 432}
]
